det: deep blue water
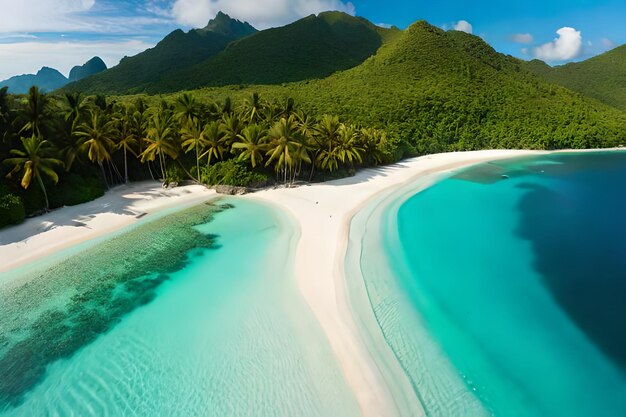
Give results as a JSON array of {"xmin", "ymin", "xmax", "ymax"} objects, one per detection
[
  {"xmin": 371, "ymin": 152, "xmax": 626, "ymax": 416},
  {"xmin": 513, "ymin": 153, "xmax": 626, "ymax": 370}
]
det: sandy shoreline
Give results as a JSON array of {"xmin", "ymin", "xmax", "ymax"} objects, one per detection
[
  {"xmin": 248, "ymin": 149, "xmax": 543, "ymax": 416},
  {"xmin": 2, "ymin": 148, "xmax": 616, "ymax": 415},
  {"xmin": 0, "ymin": 181, "xmax": 215, "ymax": 272}
]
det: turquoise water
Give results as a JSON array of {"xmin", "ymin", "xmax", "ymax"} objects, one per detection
[
  {"xmin": 0, "ymin": 199, "xmax": 359, "ymax": 416},
  {"xmin": 356, "ymin": 152, "xmax": 626, "ymax": 416}
]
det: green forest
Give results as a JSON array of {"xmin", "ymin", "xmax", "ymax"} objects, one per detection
[
  {"xmin": 1, "ymin": 13, "xmax": 625, "ymax": 229},
  {"xmin": 0, "ymin": 87, "xmax": 392, "ymax": 227}
]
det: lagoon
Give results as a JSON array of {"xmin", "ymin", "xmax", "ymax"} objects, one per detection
[
  {"xmin": 0, "ymin": 198, "xmax": 359, "ymax": 416},
  {"xmin": 356, "ymin": 152, "xmax": 626, "ymax": 416}
]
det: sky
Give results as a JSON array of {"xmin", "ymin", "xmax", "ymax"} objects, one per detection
[{"xmin": 0, "ymin": 0, "xmax": 624, "ymax": 80}]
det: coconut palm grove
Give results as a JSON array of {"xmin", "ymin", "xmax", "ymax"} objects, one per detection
[{"xmin": 0, "ymin": 11, "xmax": 624, "ymax": 227}]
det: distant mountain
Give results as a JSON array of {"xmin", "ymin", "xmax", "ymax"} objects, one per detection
[
  {"xmin": 0, "ymin": 67, "xmax": 67, "ymax": 94},
  {"xmin": 286, "ymin": 21, "xmax": 625, "ymax": 150},
  {"xmin": 69, "ymin": 56, "xmax": 107, "ymax": 82},
  {"xmin": 63, "ymin": 12, "xmax": 257, "ymax": 94},
  {"xmin": 154, "ymin": 11, "xmax": 395, "ymax": 92},
  {"xmin": 525, "ymin": 45, "xmax": 626, "ymax": 111},
  {"xmin": 0, "ymin": 57, "xmax": 107, "ymax": 94},
  {"xmin": 189, "ymin": 20, "xmax": 625, "ymax": 151}
]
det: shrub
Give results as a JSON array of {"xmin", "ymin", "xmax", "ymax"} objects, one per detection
[
  {"xmin": 164, "ymin": 165, "xmax": 185, "ymax": 186},
  {"xmin": 201, "ymin": 160, "xmax": 269, "ymax": 188},
  {"xmin": 0, "ymin": 187, "xmax": 26, "ymax": 228},
  {"xmin": 48, "ymin": 174, "xmax": 105, "ymax": 208}
]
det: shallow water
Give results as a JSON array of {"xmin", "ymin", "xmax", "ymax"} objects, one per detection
[
  {"xmin": 0, "ymin": 199, "xmax": 359, "ymax": 416},
  {"xmin": 356, "ymin": 152, "xmax": 626, "ymax": 416}
]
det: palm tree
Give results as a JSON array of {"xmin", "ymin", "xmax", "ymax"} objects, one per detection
[
  {"xmin": 232, "ymin": 124, "xmax": 267, "ymax": 168},
  {"xmin": 140, "ymin": 111, "xmax": 179, "ymax": 181},
  {"xmin": 62, "ymin": 92, "xmax": 88, "ymax": 126},
  {"xmin": 221, "ymin": 113, "xmax": 243, "ymax": 148},
  {"xmin": 181, "ymin": 120, "xmax": 207, "ymax": 181},
  {"xmin": 242, "ymin": 92, "xmax": 265, "ymax": 124},
  {"xmin": 75, "ymin": 109, "xmax": 116, "ymax": 186},
  {"xmin": 336, "ymin": 124, "xmax": 364, "ymax": 167},
  {"xmin": 4, "ymin": 135, "xmax": 63, "ymax": 211},
  {"xmin": 20, "ymin": 86, "xmax": 47, "ymax": 137},
  {"xmin": 359, "ymin": 127, "xmax": 387, "ymax": 166},
  {"xmin": 266, "ymin": 116, "xmax": 303, "ymax": 184},
  {"xmin": 314, "ymin": 115, "xmax": 342, "ymax": 173},
  {"xmin": 58, "ymin": 92, "xmax": 89, "ymax": 172},
  {"xmin": 0, "ymin": 86, "xmax": 14, "ymax": 147},
  {"xmin": 200, "ymin": 121, "xmax": 226, "ymax": 167},
  {"xmin": 113, "ymin": 105, "xmax": 138, "ymax": 183},
  {"xmin": 175, "ymin": 93, "xmax": 200, "ymax": 128}
]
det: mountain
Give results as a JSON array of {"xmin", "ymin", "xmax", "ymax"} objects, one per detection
[
  {"xmin": 63, "ymin": 12, "xmax": 257, "ymax": 94},
  {"xmin": 178, "ymin": 20, "xmax": 625, "ymax": 151},
  {"xmin": 0, "ymin": 67, "xmax": 67, "ymax": 94},
  {"xmin": 0, "ymin": 57, "xmax": 107, "ymax": 94},
  {"xmin": 154, "ymin": 11, "xmax": 396, "ymax": 92},
  {"xmin": 69, "ymin": 56, "xmax": 107, "ymax": 82},
  {"xmin": 525, "ymin": 45, "xmax": 626, "ymax": 111}
]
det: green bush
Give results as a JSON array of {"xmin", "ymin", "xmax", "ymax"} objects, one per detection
[
  {"xmin": 48, "ymin": 174, "xmax": 105, "ymax": 208},
  {"xmin": 164, "ymin": 165, "xmax": 185, "ymax": 186},
  {"xmin": 0, "ymin": 187, "xmax": 26, "ymax": 228},
  {"xmin": 201, "ymin": 160, "xmax": 268, "ymax": 188}
]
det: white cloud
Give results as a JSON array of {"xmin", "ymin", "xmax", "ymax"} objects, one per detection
[
  {"xmin": 533, "ymin": 27, "xmax": 582, "ymax": 61},
  {"xmin": 171, "ymin": 0, "xmax": 356, "ymax": 29},
  {"xmin": 511, "ymin": 33, "xmax": 533, "ymax": 44},
  {"xmin": 601, "ymin": 37, "xmax": 615, "ymax": 48},
  {"xmin": 521, "ymin": 47, "xmax": 529, "ymax": 55},
  {"xmin": 0, "ymin": 39, "xmax": 153, "ymax": 80},
  {"xmin": 453, "ymin": 20, "xmax": 473, "ymax": 34},
  {"xmin": 0, "ymin": 0, "xmax": 96, "ymax": 33}
]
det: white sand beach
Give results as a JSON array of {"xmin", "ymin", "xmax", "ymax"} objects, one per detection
[
  {"xmin": 0, "ymin": 181, "xmax": 215, "ymax": 272},
  {"xmin": 248, "ymin": 149, "xmax": 542, "ymax": 416},
  {"xmin": 0, "ymin": 150, "xmax": 546, "ymax": 415}
]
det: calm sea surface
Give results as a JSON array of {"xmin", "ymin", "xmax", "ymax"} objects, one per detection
[
  {"xmin": 367, "ymin": 152, "xmax": 626, "ymax": 416},
  {"xmin": 0, "ymin": 198, "xmax": 359, "ymax": 416}
]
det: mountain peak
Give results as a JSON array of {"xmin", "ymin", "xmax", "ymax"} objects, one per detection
[
  {"xmin": 37, "ymin": 67, "xmax": 64, "ymax": 78},
  {"xmin": 200, "ymin": 11, "xmax": 257, "ymax": 37},
  {"xmin": 69, "ymin": 56, "xmax": 107, "ymax": 82}
]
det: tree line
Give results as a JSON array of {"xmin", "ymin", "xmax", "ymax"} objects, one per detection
[{"xmin": 0, "ymin": 87, "xmax": 394, "ymax": 226}]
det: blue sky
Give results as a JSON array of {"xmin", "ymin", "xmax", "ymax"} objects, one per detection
[{"xmin": 0, "ymin": 0, "xmax": 624, "ymax": 80}]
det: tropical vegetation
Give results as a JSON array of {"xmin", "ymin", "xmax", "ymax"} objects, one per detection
[
  {"xmin": 1, "ymin": 13, "xmax": 625, "ymax": 229},
  {"xmin": 0, "ymin": 87, "xmax": 391, "ymax": 227}
]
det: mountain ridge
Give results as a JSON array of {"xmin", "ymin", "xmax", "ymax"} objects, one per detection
[
  {"xmin": 525, "ymin": 45, "xmax": 626, "ymax": 111},
  {"xmin": 0, "ymin": 57, "xmax": 106, "ymax": 94},
  {"xmin": 62, "ymin": 12, "xmax": 257, "ymax": 94}
]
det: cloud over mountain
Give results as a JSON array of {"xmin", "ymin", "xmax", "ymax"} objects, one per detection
[
  {"xmin": 171, "ymin": 0, "xmax": 355, "ymax": 29},
  {"xmin": 533, "ymin": 27, "xmax": 582, "ymax": 61},
  {"xmin": 453, "ymin": 20, "xmax": 473, "ymax": 34}
]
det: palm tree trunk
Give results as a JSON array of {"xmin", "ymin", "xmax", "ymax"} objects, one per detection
[
  {"xmin": 147, "ymin": 161, "xmax": 155, "ymax": 181},
  {"xmin": 124, "ymin": 147, "xmax": 129, "ymax": 184},
  {"xmin": 36, "ymin": 174, "xmax": 50, "ymax": 212},
  {"xmin": 196, "ymin": 144, "xmax": 201, "ymax": 182},
  {"xmin": 159, "ymin": 152, "xmax": 166, "ymax": 181},
  {"xmin": 99, "ymin": 162, "xmax": 109, "ymax": 189}
]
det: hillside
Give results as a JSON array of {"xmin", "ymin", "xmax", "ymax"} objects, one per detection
[
  {"xmin": 154, "ymin": 11, "xmax": 395, "ymax": 92},
  {"xmin": 63, "ymin": 12, "xmax": 257, "ymax": 95},
  {"xmin": 145, "ymin": 20, "xmax": 625, "ymax": 152},
  {"xmin": 0, "ymin": 67, "xmax": 67, "ymax": 94},
  {"xmin": 69, "ymin": 56, "xmax": 107, "ymax": 82},
  {"xmin": 525, "ymin": 45, "xmax": 626, "ymax": 111},
  {"xmin": 0, "ymin": 57, "xmax": 106, "ymax": 94}
]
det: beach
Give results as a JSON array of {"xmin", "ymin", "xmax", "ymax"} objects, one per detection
[
  {"xmin": 0, "ymin": 149, "xmax": 545, "ymax": 415},
  {"xmin": 0, "ymin": 181, "xmax": 215, "ymax": 272},
  {"xmin": 247, "ymin": 149, "xmax": 543, "ymax": 416}
]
